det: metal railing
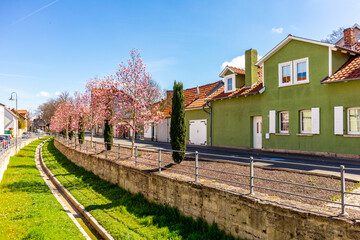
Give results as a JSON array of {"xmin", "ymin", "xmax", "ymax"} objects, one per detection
[{"xmin": 55, "ymin": 134, "xmax": 360, "ymax": 216}]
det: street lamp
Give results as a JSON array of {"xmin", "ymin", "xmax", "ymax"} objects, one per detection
[{"xmin": 9, "ymin": 92, "xmax": 18, "ymax": 152}]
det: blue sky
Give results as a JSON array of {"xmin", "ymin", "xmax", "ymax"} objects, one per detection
[{"xmin": 0, "ymin": 0, "xmax": 359, "ymax": 115}]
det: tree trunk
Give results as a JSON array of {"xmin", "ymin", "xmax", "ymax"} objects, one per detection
[
  {"xmin": 131, "ymin": 126, "xmax": 135, "ymax": 157},
  {"xmin": 91, "ymin": 127, "xmax": 94, "ymax": 147}
]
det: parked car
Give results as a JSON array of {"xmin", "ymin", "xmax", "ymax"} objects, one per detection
[
  {"xmin": 0, "ymin": 136, "xmax": 8, "ymax": 148},
  {"xmin": 22, "ymin": 132, "xmax": 30, "ymax": 138},
  {"xmin": 0, "ymin": 135, "xmax": 11, "ymax": 144}
]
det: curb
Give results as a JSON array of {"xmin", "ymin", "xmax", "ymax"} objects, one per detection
[{"xmin": 39, "ymin": 138, "xmax": 114, "ymax": 240}]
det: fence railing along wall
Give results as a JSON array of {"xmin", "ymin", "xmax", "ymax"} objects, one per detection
[{"xmin": 56, "ymin": 135, "xmax": 360, "ymax": 216}]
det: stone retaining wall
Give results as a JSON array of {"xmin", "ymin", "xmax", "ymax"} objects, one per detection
[{"xmin": 54, "ymin": 139, "xmax": 360, "ymax": 240}]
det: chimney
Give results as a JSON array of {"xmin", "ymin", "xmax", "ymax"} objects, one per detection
[
  {"xmin": 245, "ymin": 49, "xmax": 258, "ymax": 87},
  {"xmin": 196, "ymin": 85, "xmax": 200, "ymax": 97},
  {"xmin": 344, "ymin": 28, "xmax": 355, "ymax": 48}
]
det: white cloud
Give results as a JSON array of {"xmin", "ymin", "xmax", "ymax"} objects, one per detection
[
  {"xmin": 55, "ymin": 91, "xmax": 62, "ymax": 96},
  {"xmin": 221, "ymin": 54, "xmax": 262, "ymax": 70},
  {"xmin": 221, "ymin": 55, "xmax": 246, "ymax": 70},
  {"xmin": 272, "ymin": 27, "xmax": 283, "ymax": 34},
  {"xmin": 36, "ymin": 91, "xmax": 51, "ymax": 97}
]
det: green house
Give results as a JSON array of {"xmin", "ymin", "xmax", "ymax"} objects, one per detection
[{"xmin": 208, "ymin": 25, "xmax": 360, "ymax": 158}]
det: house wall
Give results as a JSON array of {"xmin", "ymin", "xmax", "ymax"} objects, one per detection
[
  {"xmin": 157, "ymin": 118, "xmax": 170, "ymax": 142},
  {"xmin": 0, "ymin": 106, "xmax": 4, "ymax": 135},
  {"xmin": 212, "ymin": 40, "xmax": 360, "ymax": 156},
  {"xmin": 4, "ymin": 110, "xmax": 17, "ymax": 136},
  {"xmin": 185, "ymin": 108, "xmax": 210, "ymax": 144}
]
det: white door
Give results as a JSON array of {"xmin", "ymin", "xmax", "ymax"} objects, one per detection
[
  {"xmin": 253, "ymin": 116, "xmax": 262, "ymax": 149},
  {"xmin": 189, "ymin": 120, "xmax": 207, "ymax": 145}
]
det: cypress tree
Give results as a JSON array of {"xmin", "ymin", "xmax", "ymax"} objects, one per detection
[
  {"xmin": 78, "ymin": 121, "xmax": 85, "ymax": 144},
  {"xmin": 170, "ymin": 81, "xmax": 186, "ymax": 163},
  {"xmin": 104, "ymin": 118, "xmax": 113, "ymax": 150}
]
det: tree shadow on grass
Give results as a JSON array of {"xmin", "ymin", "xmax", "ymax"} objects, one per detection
[
  {"xmin": 8, "ymin": 164, "xmax": 37, "ymax": 170},
  {"xmin": 44, "ymin": 140, "xmax": 237, "ymax": 240},
  {"xmin": 1, "ymin": 180, "xmax": 50, "ymax": 193}
]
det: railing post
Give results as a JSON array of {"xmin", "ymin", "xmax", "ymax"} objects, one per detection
[
  {"xmin": 80, "ymin": 139, "xmax": 82, "ymax": 151},
  {"xmin": 195, "ymin": 151, "xmax": 199, "ymax": 182},
  {"xmin": 340, "ymin": 165, "xmax": 347, "ymax": 215},
  {"xmin": 159, "ymin": 149, "xmax": 162, "ymax": 173},
  {"xmin": 105, "ymin": 143, "xmax": 108, "ymax": 160},
  {"xmin": 86, "ymin": 140, "xmax": 88, "ymax": 154},
  {"xmin": 135, "ymin": 146, "xmax": 138, "ymax": 167},
  {"xmin": 250, "ymin": 156, "xmax": 254, "ymax": 194},
  {"xmin": 95, "ymin": 141, "xmax": 97, "ymax": 155},
  {"xmin": 118, "ymin": 144, "xmax": 120, "ymax": 161}
]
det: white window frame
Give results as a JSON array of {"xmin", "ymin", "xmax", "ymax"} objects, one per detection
[
  {"xmin": 224, "ymin": 74, "xmax": 236, "ymax": 93},
  {"xmin": 300, "ymin": 110, "xmax": 312, "ymax": 134},
  {"xmin": 347, "ymin": 107, "xmax": 360, "ymax": 135},
  {"xmin": 279, "ymin": 111, "xmax": 289, "ymax": 133},
  {"xmin": 293, "ymin": 57, "xmax": 309, "ymax": 85},
  {"xmin": 278, "ymin": 61, "xmax": 293, "ymax": 87}
]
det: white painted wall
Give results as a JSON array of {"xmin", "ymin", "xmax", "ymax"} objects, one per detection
[
  {"xmin": 0, "ymin": 106, "xmax": 4, "ymax": 135},
  {"xmin": 156, "ymin": 118, "xmax": 170, "ymax": 142},
  {"xmin": 144, "ymin": 123, "xmax": 153, "ymax": 139},
  {"xmin": 4, "ymin": 109, "xmax": 17, "ymax": 135}
]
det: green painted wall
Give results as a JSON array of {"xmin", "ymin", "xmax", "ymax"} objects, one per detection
[
  {"xmin": 185, "ymin": 108, "xmax": 210, "ymax": 144},
  {"xmin": 212, "ymin": 40, "xmax": 360, "ymax": 155},
  {"xmin": 332, "ymin": 50, "xmax": 351, "ymax": 74},
  {"xmin": 235, "ymin": 75, "xmax": 245, "ymax": 89}
]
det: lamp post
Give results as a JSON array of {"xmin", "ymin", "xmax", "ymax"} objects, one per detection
[{"xmin": 9, "ymin": 92, "xmax": 18, "ymax": 152}]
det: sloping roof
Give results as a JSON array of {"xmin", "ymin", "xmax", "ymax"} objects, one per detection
[
  {"xmin": 322, "ymin": 55, "xmax": 360, "ymax": 83},
  {"xmin": 256, "ymin": 35, "xmax": 335, "ymax": 65},
  {"xmin": 219, "ymin": 66, "xmax": 246, "ymax": 77},
  {"xmin": 4, "ymin": 106, "xmax": 19, "ymax": 118},
  {"xmin": 208, "ymin": 67, "xmax": 263, "ymax": 101},
  {"xmin": 161, "ymin": 81, "xmax": 222, "ymax": 117}
]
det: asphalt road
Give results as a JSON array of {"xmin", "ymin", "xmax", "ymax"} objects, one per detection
[{"xmin": 84, "ymin": 134, "xmax": 360, "ymax": 181}]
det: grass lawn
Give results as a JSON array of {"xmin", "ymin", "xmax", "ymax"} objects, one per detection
[
  {"xmin": 0, "ymin": 138, "xmax": 85, "ymax": 240},
  {"xmin": 42, "ymin": 138, "xmax": 237, "ymax": 240}
]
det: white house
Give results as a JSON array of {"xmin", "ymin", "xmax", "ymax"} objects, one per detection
[{"xmin": 0, "ymin": 103, "xmax": 18, "ymax": 136}]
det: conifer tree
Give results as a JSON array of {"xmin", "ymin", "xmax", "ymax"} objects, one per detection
[{"xmin": 170, "ymin": 81, "xmax": 186, "ymax": 163}]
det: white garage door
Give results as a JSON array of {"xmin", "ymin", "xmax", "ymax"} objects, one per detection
[{"xmin": 189, "ymin": 119, "xmax": 207, "ymax": 145}]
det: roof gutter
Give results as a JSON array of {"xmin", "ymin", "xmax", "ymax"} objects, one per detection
[
  {"xmin": 321, "ymin": 77, "xmax": 360, "ymax": 84},
  {"xmin": 203, "ymin": 102, "xmax": 212, "ymax": 146}
]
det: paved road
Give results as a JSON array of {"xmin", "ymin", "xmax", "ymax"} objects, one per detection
[{"xmin": 85, "ymin": 134, "xmax": 360, "ymax": 181}]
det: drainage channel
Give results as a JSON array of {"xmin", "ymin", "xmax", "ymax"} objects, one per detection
[{"xmin": 35, "ymin": 141, "xmax": 106, "ymax": 240}]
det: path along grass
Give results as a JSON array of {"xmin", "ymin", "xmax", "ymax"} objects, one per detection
[
  {"xmin": 42, "ymin": 139, "xmax": 237, "ymax": 240},
  {"xmin": 0, "ymin": 138, "xmax": 85, "ymax": 240}
]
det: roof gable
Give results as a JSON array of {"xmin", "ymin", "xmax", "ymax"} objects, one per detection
[
  {"xmin": 256, "ymin": 35, "xmax": 334, "ymax": 65},
  {"xmin": 219, "ymin": 66, "xmax": 245, "ymax": 77}
]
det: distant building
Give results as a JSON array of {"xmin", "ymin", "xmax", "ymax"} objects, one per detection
[{"xmin": 0, "ymin": 103, "xmax": 19, "ymax": 135}]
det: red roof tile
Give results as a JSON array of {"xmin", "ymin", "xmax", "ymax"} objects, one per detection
[
  {"xmin": 208, "ymin": 67, "xmax": 263, "ymax": 101},
  {"xmin": 322, "ymin": 56, "xmax": 360, "ymax": 83},
  {"xmin": 228, "ymin": 66, "xmax": 245, "ymax": 75},
  {"xmin": 161, "ymin": 81, "xmax": 222, "ymax": 117}
]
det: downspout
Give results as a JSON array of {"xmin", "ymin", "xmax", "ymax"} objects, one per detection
[{"xmin": 203, "ymin": 102, "xmax": 212, "ymax": 146}]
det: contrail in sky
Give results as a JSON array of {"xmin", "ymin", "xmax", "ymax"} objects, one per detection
[{"xmin": 10, "ymin": 0, "xmax": 59, "ymax": 26}]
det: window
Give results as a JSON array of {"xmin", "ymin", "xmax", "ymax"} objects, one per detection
[
  {"xmin": 294, "ymin": 58, "xmax": 309, "ymax": 84},
  {"xmin": 278, "ymin": 58, "xmax": 309, "ymax": 87},
  {"xmin": 300, "ymin": 110, "xmax": 312, "ymax": 133},
  {"xmin": 224, "ymin": 74, "xmax": 235, "ymax": 93},
  {"xmin": 279, "ymin": 111, "xmax": 289, "ymax": 133},
  {"xmin": 278, "ymin": 61, "xmax": 292, "ymax": 87},
  {"xmin": 227, "ymin": 78, "xmax": 233, "ymax": 91},
  {"xmin": 348, "ymin": 108, "xmax": 360, "ymax": 134}
]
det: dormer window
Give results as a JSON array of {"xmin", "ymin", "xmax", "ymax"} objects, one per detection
[
  {"xmin": 224, "ymin": 74, "xmax": 235, "ymax": 93},
  {"xmin": 227, "ymin": 78, "xmax": 233, "ymax": 90}
]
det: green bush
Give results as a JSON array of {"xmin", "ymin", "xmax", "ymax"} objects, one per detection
[{"xmin": 170, "ymin": 81, "xmax": 186, "ymax": 163}]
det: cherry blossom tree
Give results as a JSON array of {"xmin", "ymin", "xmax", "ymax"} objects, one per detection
[
  {"xmin": 71, "ymin": 92, "xmax": 91, "ymax": 144},
  {"xmin": 86, "ymin": 76, "xmax": 118, "ymax": 150},
  {"xmin": 113, "ymin": 49, "xmax": 163, "ymax": 155},
  {"xmin": 50, "ymin": 100, "xmax": 73, "ymax": 139}
]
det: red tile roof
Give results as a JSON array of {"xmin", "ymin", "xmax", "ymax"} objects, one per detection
[
  {"xmin": 208, "ymin": 67, "xmax": 263, "ymax": 101},
  {"xmin": 322, "ymin": 55, "xmax": 360, "ymax": 83},
  {"xmin": 161, "ymin": 81, "xmax": 222, "ymax": 117},
  {"xmin": 228, "ymin": 66, "xmax": 245, "ymax": 75}
]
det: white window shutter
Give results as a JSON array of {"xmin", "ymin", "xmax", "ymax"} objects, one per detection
[
  {"xmin": 269, "ymin": 110, "xmax": 276, "ymax": 133},
  {"xmin": 311, "ymin": 107, "xmax": 320, "ymax": 134},
  {"xmin": 334, "ymin": 106, "xmax": 344, "ymax": 135}
]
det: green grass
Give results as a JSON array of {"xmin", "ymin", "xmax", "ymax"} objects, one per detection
[
  {"xmin": 0, "ymin": 138, "xmax": 84, "ymax": 240},
  {"xmin": 42, "ymin": 139, "xmax": 238, "ymax": 240}
]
